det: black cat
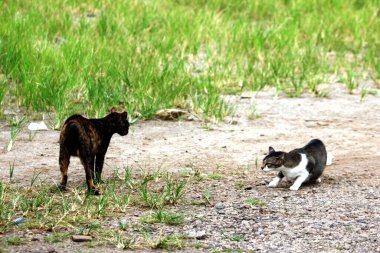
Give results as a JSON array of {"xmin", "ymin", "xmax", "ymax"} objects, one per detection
[
  {"xmin": 59, "ymin": 108, "xmax": 129, "ymax": 195},
  {"xmin": 261, "ymin": 139, "xmax": 333, "ymax": 191}
]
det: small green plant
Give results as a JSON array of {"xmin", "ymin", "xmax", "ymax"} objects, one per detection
[
  {"xmin": 247, "ymin": 104, "xmax": 261, "ymax": 120},
  {"xmin": 202, "ymin": 189, "xmax": 212, "ymax": 205},
  {"xmin": 118, "ymin": 220, "xmax": 128, "ymax": 231},
  {"xmin": 113, "ymin": 232, "xmax": 135, "ymax": 250},
  {"xmin": 123, "ymin": 166, "xmax": 134, "ymax": 189},
  {"xmin": 346, "ymin": 70, "xmax": 357, "ymax": 94},
  {"xmin": 247, "ymin": 198, "xmax": 266, "ymax": 207},
  {"xmin": 28, "ymin": 131, "xmax": 37, "ymax": 141},
  {"xmin": 164, "ymin": 175, "xmax": 186, "ymax": 205},
  {"xmin": 9, "ymin": 162, "xmax": 15, "ymax": 182},
  {"xmin": 30, "ymin": 171, "xmax": 42, "ymax": 187},
  {"xmin": 6, "ymin": 236, "xmax": 27, "ymax": 245},
  {"xmin": 141, "ymin": 209, "xmax": 184, "ymax": 225},
  {"xmin": 208, "ymin": 172, "xmax": 223, "ymax": 180},
  {"xmin": 7, "ymin": 116, "xmax": 27, "ymax": 152},
  {"xmin": 360, "ymin": 88, "xmax": 377, "ymax": 102},
  {"xmin": 229, "ymin": 235, "xmax": 244, "ymax": 242},
  {"xmin": 153, "ymin": 234, "xmax": 186, "ymax": 250},
  {"xmin": 44, "ymin": 233, "xmax": 70, "ymax": 243},
  {"xmin": 255, "ymin": 156, "xmax": 259, "ymax": 170},
  {"xmin": 138, "ymin": 173, "xmax": 186, "ymax": 209}
]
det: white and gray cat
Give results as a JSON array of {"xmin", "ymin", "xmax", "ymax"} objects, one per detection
[{"xmin": 261, "ymin": 139, "xmax": 333, "ymax": 191}]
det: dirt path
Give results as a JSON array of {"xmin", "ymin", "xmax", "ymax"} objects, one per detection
[{"xmin": 1, "ymin": 85, "xmax": 379, "ymax": 252}]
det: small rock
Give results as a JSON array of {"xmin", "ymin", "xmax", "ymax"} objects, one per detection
[
  {"xmin": 214, "ymin": 202, "xmax": 225, "ymax": 210},
  {"xmin": 28, "ymin": 121, "xmax": 48, "ymax": 131},
  {"xmin": 241, "ymin": 220, "xmax": 250, "ymax": 227},
  {"xmin": 71, "ymin": 235, "xmax": 93, "ymax": 242},
  {"xmin": 31, "ymin": 234, "xmax": 44, "ymax": 241},
  {"xmin": 155, "ymin": 108, "xmax": 189, "ymax": 120},
  {"xmin": 119, "ymin": 219, "xmax": 128, "ymax": 227},
  {"xmin": 47, "ymin": 247, "xmax": 57, "ymax": 253},
  {"xmin": 185, "ymin": 230, "xmax": 207, "ymax": 240},
  {"xmin": 194, "ymin": 219, "xmax": 202, "ymax": 227}
]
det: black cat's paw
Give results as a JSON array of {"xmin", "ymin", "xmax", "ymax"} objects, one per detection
[
  {"xmin": 88, "ymin": 188, "xmax": 101, "ymax": 196},
  {"xmin": 94, "ymin": 179, "xmax": 104, "ymax": 185},
  {"xmin": 58, "ymin": 185, "xmax": 67, "ymax": 191}
]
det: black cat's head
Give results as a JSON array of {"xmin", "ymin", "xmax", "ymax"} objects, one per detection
[
  {"xmin": 261, "ymin": 147, "xmax": 286, "ymax": 172},
  {"xmin": 108, "ymin": 107, "xmax": 130, "ymax": 136}
]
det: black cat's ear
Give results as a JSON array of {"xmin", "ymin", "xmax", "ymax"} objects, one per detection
[
  {"xmin": 269, "ymin": 147, "xmax": 275, "ymax": 154},
  {"xmin": 110, "ymin": 107, "xmax": 117, "ymax": 113}
]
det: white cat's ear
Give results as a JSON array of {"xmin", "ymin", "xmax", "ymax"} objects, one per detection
[{"xmin": 269, "ymin": 147, "xmax": 275, "ymax": 153}]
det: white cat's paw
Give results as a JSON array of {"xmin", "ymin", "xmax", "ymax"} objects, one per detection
[
  {"xmin": 289, "ymin": 185, "xmax": 300, "ymax": 191},
  {"xmin": 268, "ymin": 181, "xmax": 279, "ymax": 188},
  {"xmin": 316, "ymin": 178, "xmax": 321, "ymax": 183}
]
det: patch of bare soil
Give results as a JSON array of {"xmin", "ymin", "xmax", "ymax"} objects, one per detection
[{"xmin": 1, "ymin": 84, "xmax": 379, "ymax": 252}]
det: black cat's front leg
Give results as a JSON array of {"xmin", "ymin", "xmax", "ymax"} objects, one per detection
[
  {"xmin": 268, "ymin": 172, "xmax": 284, "ymax": 188},
  {"xmin": 95, "ymin": 153, "xmax": 105, "ymax": 184}
]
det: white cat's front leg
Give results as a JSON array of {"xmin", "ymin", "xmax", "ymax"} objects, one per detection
[
  {"xmin": 268, "ymin": 176, "xmax": 282, "ymax": 188},
  {"xmin": 289, "ymin": 173, "xmax": 309, "ymax": 191}
]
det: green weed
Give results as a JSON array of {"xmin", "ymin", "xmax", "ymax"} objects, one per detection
[
  {"xmin": 6, "ymin": 236, "xmax": 27, "ymax": 245},
  {"xmin": 141, "ymin": 209, "xmax": 184, "ymax": 225},
  {"xmin": 44, "ymin": 233, "xmax": 70, "ymax": 243},
  {"xmin": 153, "ymin": 234, "xmax": 186, "ymax": 250},
  {"xmin": 7, "ymin": 116, "xmax": 27, "ymax": 152},
  {"xmin": 247, "ymin": 198, "xmax": 266, "ymax": 207}
]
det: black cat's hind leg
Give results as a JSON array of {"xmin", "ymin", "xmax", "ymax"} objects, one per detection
[
  {"xmin": 59, "ymin": 147, "xmax": 70, "ymax": 190},
  {"xmin": 94, "ymin": 153, "xmax": 105, "ymax": 184},
  {"xmin": 80, "ymin": 153, "xmax": 100, "ymax": 195}
]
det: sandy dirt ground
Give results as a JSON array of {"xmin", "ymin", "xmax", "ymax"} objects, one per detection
[
  {"xmin": 1, "ymin": 84, "xmax": 379, "ymax": 185},
  {"xmin": 0, "ymin": 84, "xmax": 379, "ymax": 252}
]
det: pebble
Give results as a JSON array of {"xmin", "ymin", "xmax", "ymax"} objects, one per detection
[
  {"xmin": 185, "ymin": 230, "xmax": 207, "ymax": 240},
  {"xmin": 71, "ymin": 235, "xmax": 93, "ymax": 242},
  {"xmin": 214, "ymin": 202, "xmax": 225, "ymax": 210}
]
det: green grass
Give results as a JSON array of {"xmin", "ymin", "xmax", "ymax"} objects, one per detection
[
  {"xmin": 0, "ymin": 0, "xmax": 378, "ymax": 124},
  {"xmin": 247, "ymin": 198, "xmax": 266, "ymax": 207},
  {"xmin": 44, "ymin": 232, "xmax": 71, "ymax": 243},
  {"xmin": 141, "ymin": 209, "xmax": 184, "ymax": 225},
  {"xmin": 6, "ymin": 236, "xmax": 28, "ymax": 245},
  {"xmin": 0, "ymin": 168, "xmax": 190, "ymax": 249},
  {"xmin": 153, "ymin": 234, "xmax": 186, "ymax": 250}
]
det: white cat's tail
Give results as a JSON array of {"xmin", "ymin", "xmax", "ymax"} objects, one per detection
[{"xmin": 326, "ymin": 153, "xmax": 334, "ymax": 166}]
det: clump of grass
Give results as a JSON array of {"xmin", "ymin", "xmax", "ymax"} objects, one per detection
[
  {"xmin": 8, "ymin": 162, "xmax": 15, "ymax": 182},
  {"xmin": 6, "ymin": 236, "xmax": 28, "ymax": 245},
  {"xmin": 141, "ymin": 209, "xmax": 184, "ymax": 226},
  {"xmin": 7, "ymin": 116, "xmax": 27, "ymax": 152},
  {"xmin": 229, "ymin": 235, "xmax": 245, "ymax": 242},
  {"xmin": 44, "ymin": 233, "xmax": 70, "ymax": 243},
  {"xmin": 247, "ymin": 198, "xmax": 266, "ymax": 207},
  {"xmin": 360, "ymin": 88, "xmax": 377, "ymax": 102},
  {"xmin": 346, "ymin": 70, "xmax": 357, "ymax": 94},
  {"xmin": 247, "ymin": 104, "xmax": 261, "ymax": 120},
  {"xmin": 207, "ymin": 172, "xmax": 223, "ymax": 180},
  {"xmin": 153, "ymin": 234, "xmax": 186, "ymax": 250},
  {"xmin": 138, "ymin": 173, "xmax": 187, "ymax": 209}
]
